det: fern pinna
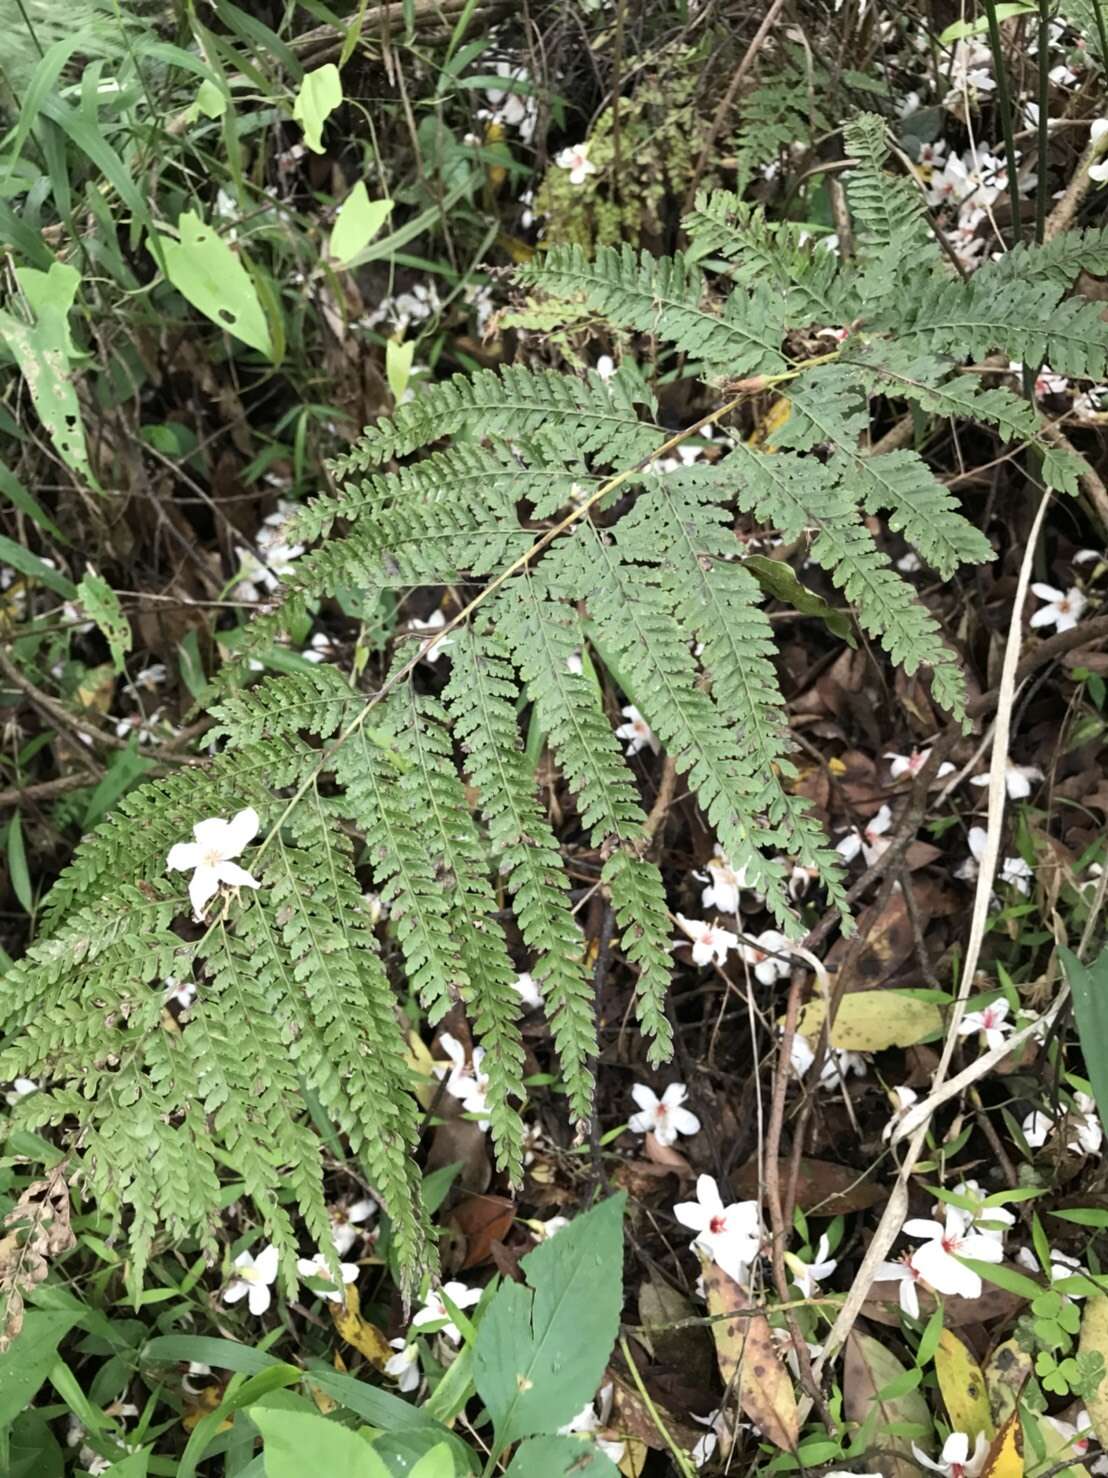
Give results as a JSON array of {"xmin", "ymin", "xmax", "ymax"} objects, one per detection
[{"xmin": 6, "ymin": 113, "xmax": 1108, "ymax": 1295}]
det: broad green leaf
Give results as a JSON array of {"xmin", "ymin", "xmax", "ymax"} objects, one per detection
[
  {"xmin": 75, "ymin": 568, "xmax": 131, "ymax": 674},
  {"xmin": 331, "ymin": 184, "xmax": 393, "ymax": 266},
  {"xmin": 745, "ymin": 554, "xmax": 855, "ymax": 643},
  {"xmin": 0, "ymin": 1311, "xmax": 81, "ymax": 1431},
  {"xmin": 0, "ymin": 265, "xmax": 94, "ymax": 486},
  {"xmin": 1061, "ymin": 946, "xmax": 1108, "ymax": 1126},
  {"xmin": 503, "ymin": 1437, "xmax": 620, "ymax": 1476},
  {"xmin": 0, "ymin": 461, "xmax": 65, "ymax": 541},
  {"xmin": 104, "ymin": 1449, "xmax": 150, "ymax": 1476},
  {"xmin": 293, "ymin": 65, "xmax": 342, "ymax": 154},
  {"xmin": 387, "ymin": 340, "xmax": 416, "ymax": 402},
  {"xmin": 938, "ymin": 3, "xmax": 1035, "ymax": 42},
  {"xmin": 0, "ymin": 536, "xmax": 75, "ymax": 598},
  {"xmin": 7, "ymin": 813, "xmax": 32, "ymax": 913},
  {"xmin": 154, "ymin": 212, "xmax": 273, "ymax": 358},
  {"xmin": 408, "ymin": 1442, "xmax": 456, "ymax": 1477},
  {"xmin": 473, "ymin": 1193, "xmax": 625, "ymax": 1450},
  {"xmin": 249, "ymin": 1407, "xmax": 390, "ymax": 1477},
  {"xmin": 10, "ymin": 1410, "xmax": 63, "ymax": 1478},
  {"xmin": 183, "ymin": 78, "xmax": 228, "ymax": 123},
  {"xmin": 14, "ymin": 264, "xmax": 80, "ymax": 359},
  {"xmin": 370, "ymin": 1427, "xmax": 478, "ymax": 1477},
  {"xmin": 794, "ymin": 990, "xmax": 944, "ymax": 1051}
]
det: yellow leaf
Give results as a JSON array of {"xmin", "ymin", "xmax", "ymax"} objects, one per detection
[
  {"xmin": 1079, "ymin": 1295, "xmax": 1108, "ymax": 1447},
  {"xmin": 328, "ymin": 1282, "xmax": 391, "ymax": 1370},
  {"xmin": 182, "ymin": 1383, "xmax": 230, "ymax": 1433},
  {"xmin": 935, "ymin": 1330, "xmax": 993, "ymax": 1445},
  {"xmin": 617, "ymin": 1437, "xmax": 648, "ymax": 1475},
  {"xmin": 980, "ymin": 1408, "xmax": 1023, "ymax": 1478},
  {"xmin": 793, "ymin": 990, "xmax": 944, "ymax": 1052},
  {"xmin": 747, "ymin": 396, "xmax": 792, "ymax": 450},
  {"xmin": 76, "ymin": 663, "xmax": 115, "ymax": 714},
  {"xmin": 484, "ymin": 119, "xmax": 507, "ymax": 191},
  {"xmin": 702, "ymin": 1260, "xmax": 798, "ymax": 1453},
  {"xmin": 406, "ymin": 1029, "xmax": 439, "ymax": 1110},
  {"xmin": 308, "ymin": 1380, "xmax": 338, "ymax": 1416},
  {"xmin": 984, "ymin": 1340, "xmax": 1033, "ymax": 1427}
]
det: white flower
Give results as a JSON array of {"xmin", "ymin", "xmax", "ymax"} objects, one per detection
[
  {"xmin": 876, "ymin": 1254, "xmax": 923, "ymax": 1319},
  {"xmin": 837, "ymin": 803, "xmax": 893, "ymax": 865},
  {"xmin": 912, "ymin": 1430, "xmax": 989, "ymax": 1477},
  {"xmin": 4, "ymin": 1077, "xmax": 37, "ymax": 1104},
  {"xmin": 902, "ymin": 1206, "xmax": 1003, "ymax": 1297},
  {"xmin": 673, "ymin": 1174, "xmax": 762, "ymax": 1286},
  {"xmin": 898, "ymin": 550, "xmax": 923, "ymax": 573},
  {"xmin": 882, "ymin": 1085, "xmax": 919, "ymax": 1141},
  {"xmin": 675, "ymin": 915, "xmax": 739, "ymax": 968},
  {"xmin": 615, "ymin": 704, "xmax": 659, "ymax": 756},
  {"xmin": 818, "ymin": 1048, "xmax": 868, "ymax": 1090},
  {"xmin": 127, "ymin": 663, "xmax": 167, "ymax": 694},
  {"xmin": 411, "ymin": 1281, "xmax": 482, "ymax": 1344},
  {"xmin": 302, "ymin": 631, "xmax": 337, "ymax": 664},
  {"xmin": 699, "ymin": 845, "xmax": 749, "ymax": 915},
  {"xmin": 970, "ymin": 763, "xmax": 1044, "ymax": 800},
  {"xmin": 164, "ymin": 977, "xmax": 196, "ymax": 1010},
  {"xmin": 555, "ymin": 141, "xmax": 597, "ymax": 185},
  {"xmin": 628, "ymin": 1083, "xmax": 700, "ymax": 1146},
  {"xmin": 595, "ymin": 354, "xmax": 616, "ymax": 382},
  {"xmin": 565, "ymin": 651, "xmax": 584, "ymax": 675},
  {"xmin": 530, "ymin": 1215, "xmax": 570, "ymax": 1242},
  {"xmin": 559, "ymin": 1384, "xmax": 625, "ymax": 1463},
  {"xmin": 233, "ymin": 530, "xmax": 304, "ymax": 600},
  {"xmin": 945, "ymin": 1180, "xmax": 1015, "ymax": 1241},
  {"xmin": 511, "ymin": 972, "xmax": 544, "ymax": 1011},
  {"xmin": 1067, "ymin": 1091, "xmax": 1103, "ymax": 1155},
  {"xmin": 223, "ymin": 1244, "xmax": 280, "ymax": 1316},
  {"xmin": 956, "ymin": 827, "xmax": 1032, "ymax": 897},
  {"xmin": 886, "ymin": 749, "xmax": 955, "ymax": 781},
  {"xmin": 1016, "ymin": 1243, "xmax": 1086, "ymax": 1290},
  {"xmin": 1022, "ymin": 1109, "xmax": 1054, "ymax": 1148},
  {"xmin": 788, "ymin": 1033, "xmax": 816, "ymax": 1078},
  {"xmin": 437, "ymin": 1039, "xmax": 492, "ymax": 1130},
  {"xmin": 957, "ymin": 999, "xmax": 1013, "ymax": 1052},
  {"xmin": 1031, "ymin": 583, "xmax": 1087, "ymax": 632},
  {"xmin": 1043, "ymin": 1411, "xmax": 1094, "ymax": 1460},
  {"xmin": 408, "ymin": 609, "xmax": 453, "ymax": 664},
  {"xmin": 787, "ymin": 862, "xmax": 820, "ymax": 900},
  {"xmin": 740, "ymin": 929, "xmax": 790, "ymax": 985},
  {"xmin": 329, "ymin": 1197, "xmax": 377, "ymax": 1256},
  {"xmin": 296, "ymin": 1250, "xmax": 358, "ymax": 1302},
  {"xmin": 166, "ymin": 807, "xmax": 261, "ymax": 920},
  {"xmin": 385, "ymin": 1338, "xmax": 421, "ymax": 1391},
  {"xmin": 788, "ymin": 1233, "xmax": 837, "ymax": 1297}
]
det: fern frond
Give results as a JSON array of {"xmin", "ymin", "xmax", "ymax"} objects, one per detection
[
  {"xmin": 684, "ymin": 192, "xmax": 844, "ymax": 322},
  {"xmin": 443, "ymin": 629, "xmax": 597, "ymax": 1123},
  {"xmin": 329, "ymin": 364, "xmax": 660, "ymax": 476},
  {"xmin": 842, "ymin": 112, "xmax": 937, "ymax": 292},
  {"xmin": 519, "ymin": 244, "xmax": 789, "ymax": 377},
  {"xmin": 900, "ymin": 274, "xmax": 1108, "ymax": 380},
  {"xmin": 973, "ymin": 225, "xmax": 1108, "ymax": 287}
]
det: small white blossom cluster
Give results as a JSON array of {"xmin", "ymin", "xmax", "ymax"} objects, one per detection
[
  {"xmin": 233, "ymin": 501, "xmax": 305, "ymax": 601},
  {"xmin": 435, "ymin": 1033, "xmax": 492, "ymax": 1131}
]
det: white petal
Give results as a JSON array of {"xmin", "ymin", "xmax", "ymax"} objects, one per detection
[
  {"xmin": 695, "ymin": 1174, "xmax": 724, "ymax": 1215},
  {"xmin": 630, "ymin": 1084, "xmax": 660, "ymax": 1114},
  {"xmin": 188, "ymin": 865, "xmax": 222, "ymax": 919},
  {"xmin": 253, "ymin": 1244, "xmax": 280, "ymax": 1283},
  {"xmin": 222, "ymin": 806, "xmax": 261, "ymax": 857},
  {"xmin": 628, "ymin": 1111, "xmax": 653, "ymax": 1135},
  {"xmin": 215, "ymin": 861, "xmax": 260, "ymax": 891},
  {"xmin": 166, "ymin": 841, "xmax": 203, "ymax": 873},
  {"xmin": 1031, "ymin": 582, "xmax": 1064, "ymax": 601},
  {"xmin": 223, "ymin": 1279, "xmax": 248, "ymax": 1304},
  {"xmin": 1029, "ymin": 606, "xmax": 1058, "ymax": 628},
  {"xmin": 673, "ymin": 1200, "xmax": 710, "ymax": 1233},
  {"xmin": 671, "ymin": 1107, "xmax": 701, "ymax": 1137},
  {"xmin": 903, "ymin": 1217, "xmax": 944, "ymax": 1240},
  {"xmin": 247, "ymin": 1282, "xmax": 272, "ymax": 1316},
  {"xmin": 192, "ymin": 816, "xmax": 234, "ymax": 850},
  {"xmin": 661, "ymin": 1083, "xmax": 688, "ymax": 1108}
]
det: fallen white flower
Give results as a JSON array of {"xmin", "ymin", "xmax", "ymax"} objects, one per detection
[
  {"xmin": 223, "ymin": 1244, "xmax": 280, "ymax": 1316},
  {"xmin": 1030, "ymin": 583, "xmax": 1087, "ymax": 632},
  {"xmin": 628, "ymin": 1083, "xmax": 700, "ymax": 1146},
  {"xmin": 673, "ymin": 1174, "xmax": 761, "ymax": 1286},
  {"xmin": 970, "ymin": 762, "xmax": 1044, "ymax": 800},
  {"xmin": 166, "ymin": 807, "xmax": 261, "ymax": 920},
  {"xmin": 615, "ymin": 704, "xmax": 659, "ymax": 756},
  {"xmin": 296, "ymin": 1250, "xmax": 359, "ymax": 1302},
  {"xmin": 675, "ymin": 914, "xmax": 738, "ymax": 968},
  {"xmin": 411, "ymin": 1281, "xmax": 482, "ymax": 1344},
  {"xmin": 902, "ymin": 1206, "xmax": 1003, "ymax": 1298}
]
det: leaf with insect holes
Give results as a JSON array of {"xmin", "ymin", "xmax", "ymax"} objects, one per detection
[
  {"xmin": 935, "ymin": 1330, "xmax": 993, "ymax": 1446},
  {"xmin": 473, "ymin": 1194, "xmax": 625, "ymax": 1450},
  {"xmin": 154, "ymin": 212, "xmax": 273, "ymax": 358},
  {"xmin": 702, "ymin": 1259, "xmax": 798, "ymax": 1452},
  {"xmin": 76, "ymin": 568, "xmax": 131, "ymax": 674},
  {"xmin": 1080, "ymin": 1296, "xmax": 1108, "ymax": 1447},
  {"xmin": 793, "ymin": 990, "xmax": 944, "ymax": 1051},
  {"xmin": 0, "ymin": 263, "xmax": 95, "ymax": 487},
  {"xmin": 331, "ymin": 184, "xmax": 393, "ymax": 266},
  {"xmin": 293, "ymin": 64, "xmax": 342, "ymax": 153}
]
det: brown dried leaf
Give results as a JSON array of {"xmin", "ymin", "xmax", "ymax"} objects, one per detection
[
  {"xmin": 0, "ymin": 1169, "xmax": 75, "ymax": 1352},
  {"xmin": 446, "ymin": 1194, "xmax": 516, "ymax": 1270},
  {"xmin": 702, "ymin": 1261, "xmax": 798, "ymax": 1453},
  {"xmin": 731, "ymin": 1157, "xmax": 883, "ymax": 1216}
]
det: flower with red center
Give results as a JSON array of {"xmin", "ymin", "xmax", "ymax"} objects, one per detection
[{"xmin": 673, "ymin": 1174, "xmax": 761, "ymax": 1286}]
